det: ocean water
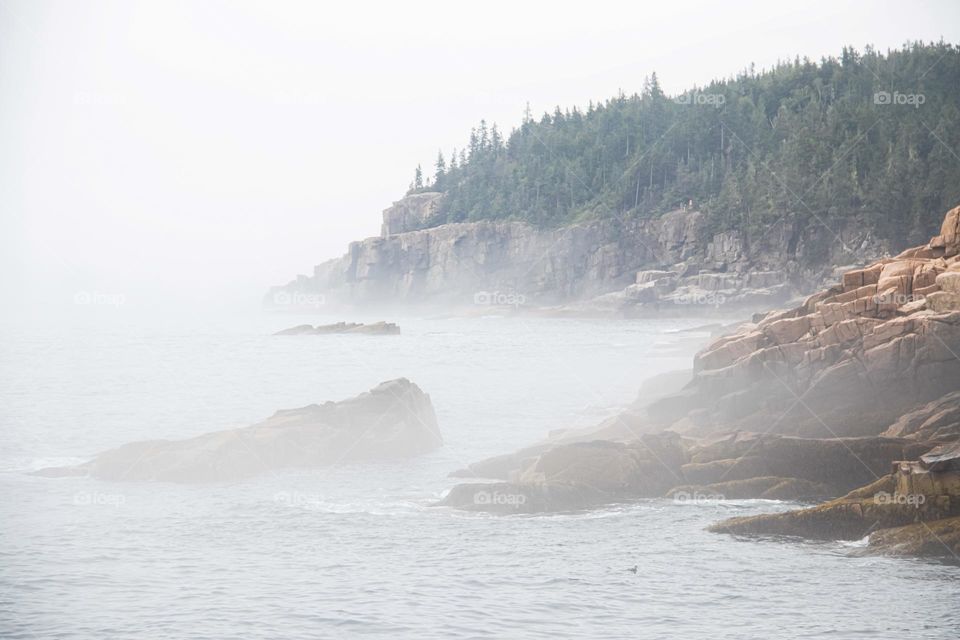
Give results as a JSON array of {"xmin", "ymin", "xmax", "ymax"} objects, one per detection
[{"xmin": 1, "ymin": 313, "xmax": 957, "ymax": 639}]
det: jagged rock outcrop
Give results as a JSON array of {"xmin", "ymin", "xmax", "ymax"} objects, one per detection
[
  {"xmin": 441, "ymin": 205, "xmax": 960, "ymax": 517},
  {"xmin": 270, "ymin": 193, "xmax": 887, "ymax": 309},
  {"xmin": 35, "ymin": 379, "xmax": 441, "ymax": 483},
  {"xmin": 439, "ymin": 431, "xmax": 928, "ymax": 513},
  {"xmin": 274, "ymin": 321, "xmax": 400, "ymax": 336},
  {"xmin": 710, "ymin": 442, "xmax": 960, "ymax": 558},
  {"xmin": 711, "ymin": 467, "xmax": 960, "ymax": 559},
  {"xmin": 439, "ymin": 435, "xmax": 687, "ymax": 513},
  {"xmin": 882, "ymin": 390, "xmax": 960, "ymax": 441},
  {"xmin": 548, "ymin": 267, "xmax": 795, "ymax": 316},
  {"xmin": 381, "ymin": 192, "xmax": 443, "ymax": 236},
  {"xmin": 645, "ymin": 205, "xmax": 960, "ymax": 438}
]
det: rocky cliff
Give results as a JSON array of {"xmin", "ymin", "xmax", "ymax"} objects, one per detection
[
  {"xmin": 270, "ymin": 193, "xmax": 888, "ymax": 311},
  {"xmin": 439, "ymin": 205, "xmax": 960, "ymax": 529},
  {"xmin": 666, "ymin": 204, "xmax": 960, "ymax": 438}
]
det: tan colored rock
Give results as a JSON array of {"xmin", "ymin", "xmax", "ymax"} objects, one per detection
[
  {"xmin": 935, "ymin": 271, "xmax": 960, "ymax": 294},
  {"xmin": 876, "ymin": 276, "xmax": 912, "ymax": 300},
  {"xmin": 879, "ymin": 260, "xmax": 920, "ymax": 282},
  {"xmin": 882, "ymin": 391, "xmax": 960, "ymax": 439},
  {"xmin": 895, "ymin": 245, "xmax": 943, "ymax": 260},
  {"xmin": 710, "ymin": 473, "xmax": 960, "ymax": 543},
  {"xmin": 833, "ymin": 283, "xmax": 879, "ymax": 304},
  {"xmin": 932, "ymin": 204, "xmax": 960, "ymax": 252},
  {"xmin": 803, "ymin": 287, "xmax": 841, "ymax": 313},
  {"xmin": 762, "ymin": 315, "xmax": 811, "ymax": 345},
  {"xmin": 817, "ymin": 317, "xmax": 876, "ymax": 346},
  {"xmin": 898, "ymin": 298, "xmax": 928, "ymax": 314},
  {"xmin": 913, "ymin": 283, "xmax": 940, "ymax": 297},
  {"xmin": 861, "ymin": 315, "xmax": 916, "ymax": 350},
  {"xmin": 864, "ymin": 334, "xmax": 917, "ymax": 371},
  {"xmin": 841, "ymin": 264, "xmax": 883, "ymax": 290},
  {"xmin": 927, "ymin": 291, "xmax": 960, "ymax": 312},
  {"xmin": 914, "ymin": 261, "xmax": 946, "ymax": 289},
  {"xmin": 694, "ymin": 330, "xmax": 764, "ymax": 371}
]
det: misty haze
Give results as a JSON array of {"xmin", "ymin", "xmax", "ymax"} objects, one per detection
[{"xmin": 3, "ymin": 1, "xmax": 960, "ymax": 638}]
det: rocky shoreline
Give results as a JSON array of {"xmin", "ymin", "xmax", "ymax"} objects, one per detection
[{"xmin": 439, "ymin": 205, "xmax": 960, "ymax": 561}]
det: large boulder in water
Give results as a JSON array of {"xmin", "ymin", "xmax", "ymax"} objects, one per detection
[{"xmin": 36, "ymin": 378, "xmax": 441, "ymax": 483}]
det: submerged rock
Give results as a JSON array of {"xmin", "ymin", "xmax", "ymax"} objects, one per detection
[
  {"xmin": 868, "ymin": 516, "xmax": 960, "ymax": 557},
  {"xmin": 35, "ymin": 379, "xmax": 440, "ymax": 483},
  {"xmin": 274, "ymin": 321, "xmax": 400, "ymax": 336}
]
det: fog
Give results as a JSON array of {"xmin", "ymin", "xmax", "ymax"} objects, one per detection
[
  {"xmin": 2, "ymin": 0, "xmax": 958, "ymax": 321},
  {"xmin": 3, "ymin": 2, "xmax": 960, "ymax": 638}
]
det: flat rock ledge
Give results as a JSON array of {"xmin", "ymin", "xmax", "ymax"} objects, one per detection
[
  {"xmin": 34, "ymin": 378, "xmax": 440, "ymax": 483},
  {"xmin": 274, "ymin": 321, "xmax": 400, "ymax": 336},
  {"xmin": 710, "ymin": 474, "xmax": 960, "ymax": 560},
  {"xmin": 438, "ymin": 432, "xmax": 930, "ymax": 514}
]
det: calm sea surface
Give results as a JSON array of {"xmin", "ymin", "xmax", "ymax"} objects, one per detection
[{"xmin": 1, "ymin": 313, "xmax": 957, "ymax": 638}]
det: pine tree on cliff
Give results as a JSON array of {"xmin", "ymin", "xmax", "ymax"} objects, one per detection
[
  {"xmin": 408, "ymin": 165, "xmax": 424, "ymax": 194},
  {"xmin": 434, "ymin": 151, "xmax": 447, "ymax": 191}
]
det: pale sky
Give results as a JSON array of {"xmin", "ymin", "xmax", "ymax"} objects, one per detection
[{"xmin": 2, "ymin": 0, "xmax": 959, "ymax": 319}]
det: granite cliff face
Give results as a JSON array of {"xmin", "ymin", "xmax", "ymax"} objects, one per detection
[
  {"xmin": 271, "ymin": 193, "xmax": 888, "ymax": 310},
  {"xmin": 664, "ymin": 205, "xmax": 960, "ymax": 438}
]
